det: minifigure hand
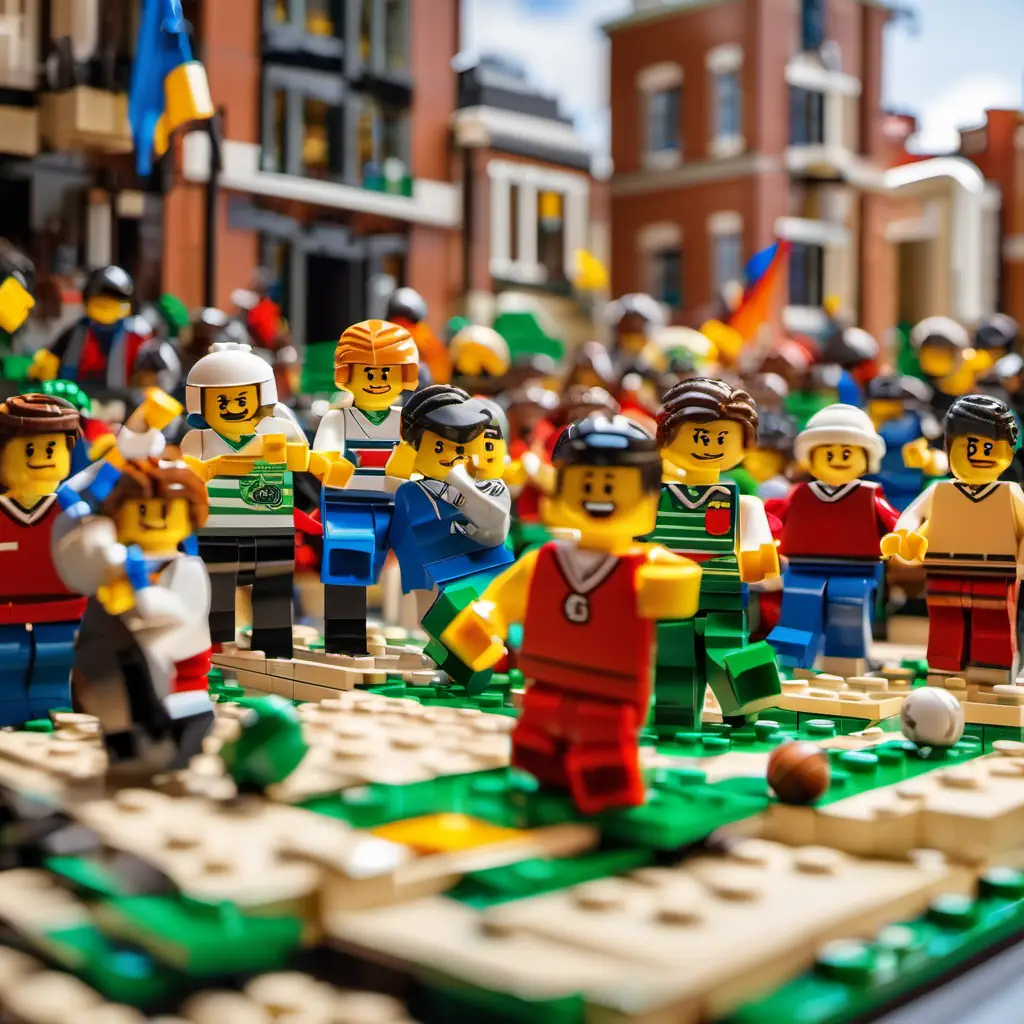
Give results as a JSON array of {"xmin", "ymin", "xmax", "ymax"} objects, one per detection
[
  {"xmin": 182, "ymin": 455, "xmax": 212, "ymax": 482},
  {"xmin": 636, "ymin": 560, "xmax": 702, "ymax": 620},
  {"xmin": 285, "ymin": 441, "xmax": 311, "ymax": 473},
  {"xmin": 88, "ymin": 435, "xmax": 118, "ymax": 463},
  {"xmin": 322, "ymin": 457, "xmax": 355, "ymax": 490},
  {"xmin": 441, "ymin": 602, "xmax": 507, "ymax": 672},
  {"xmin": 97, "ymin": 577, "xmax": 136, "ymax": 616},
  {"xmin": 260, "ymin": 433, "xmax": 288, "ymax": 464},
  {"xmin": 739, "ymin": 542, "xmax": 780, "ymax": 584},
  {"xmin": 27, "ymin": 349, "xmax": 59, "ymax": 382},
  {"xmin": 385, "ymin": 442, "xmax": 417, "ymax": 480},
  {"xmin": 902, "ymin": 437, "xmax": 929, "ymax": 470},
  {"xmin": 881, "ymin": 529, "xmax": 927, "ymax": 563},
  {"xmin": 133, "ymin": 388, "xmax": 183, "ymax": 433}
]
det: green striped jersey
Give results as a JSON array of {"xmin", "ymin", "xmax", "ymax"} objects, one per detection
[{"xmin": 648, "ymin": 481, "xmax": 738, "ymax": 559}]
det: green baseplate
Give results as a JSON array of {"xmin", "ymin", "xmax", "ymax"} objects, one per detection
[{"xmin": 5, "ymin": 649, "xmax": 1024, "ymax": 1023}]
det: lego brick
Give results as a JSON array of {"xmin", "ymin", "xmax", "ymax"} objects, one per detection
[
  {"xmin": 0, "ymin": 106, "xmax": 39, "ymax": 157},
  {"xmin": 232, "ymin": 668, "xmax": 273, "ymax": 695},
  {"xmin": 775, "ymin": 677, "xmax": 907, "ymax": 723},
  {"xmin": 326, "ymin": 840, "xmax": 960, "ymax": 1023}
]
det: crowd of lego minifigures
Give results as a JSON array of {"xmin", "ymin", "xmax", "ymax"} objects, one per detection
[{"xmin": 5, "ymin": 241, "xmax": 1024, "ymax": 815}]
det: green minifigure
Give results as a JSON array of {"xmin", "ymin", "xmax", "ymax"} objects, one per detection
[{"xmin": 650, "ymin": 377, "xmax": 783, "ymax": 735}]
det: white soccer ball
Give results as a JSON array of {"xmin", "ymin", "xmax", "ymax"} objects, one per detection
[{"xmin": 900, "ymin": 688, "xmax": 965, "ymax": 747}]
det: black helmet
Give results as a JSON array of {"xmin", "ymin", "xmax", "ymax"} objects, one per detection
[
  {"xmin": 84, "ymin": 265, "xmax": 133, "ymax": 301},
  {"xmin": 975, "ymin": 314, "xmax": 1021, "ymax": 353},
  {"xmin": 386, "ymin": 287, "xmax": 428, "ymax": 324}
]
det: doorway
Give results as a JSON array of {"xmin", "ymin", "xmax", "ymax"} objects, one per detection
[{"xmin": 306, "ymin": 253, "xmax": 366, "ymax": 344}]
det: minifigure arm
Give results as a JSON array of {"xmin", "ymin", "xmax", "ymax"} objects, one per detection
[
  {"xmin": 444, "ymin": 464, "xmax": 511, "ymax": 547},
  {"xmin": 737, "ymin": 494, "xmax": 780, "ymax": 583},
  {"xmin": 893, "ymin": 484, "xmax": 933, "ymax": 535},
  {"xmin": 872, "ymin": 487, "xmax": 901, "ymax": 535},
  {"xmin": 441, "ymin": 548, "xmax": 540, "ymax": 672},
  {"xmin": 51, "ymin": 512, "xmax": 127, "ymax": 598},
  {"xmin": 134, "ymin": 556, "xmax": 210, "ymax": 630},
  {"xmin": 635, "ymin": 545, "xmax": 702, "ymax": 621},
  {"xmin": 312, "ymin": 408, "xmax": 346, "ymax": 458},
  {"xmin": 882, "ymin": 483, "xmax": 933, "ymax": 561},
  {"xmin": 1009, "ymin": 484, "xmax": 1024, "ymax": 565}
]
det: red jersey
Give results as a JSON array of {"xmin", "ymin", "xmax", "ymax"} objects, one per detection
[
  {"xmin": 520, "ymin": 543, "xmax": 652, "ymax": 709},
  {"xmin": 0, "ymin": 494, "xmax": 86, "ymax": 625},
  {"xmin": 75, "ymin": 324, "xmax": 150, "ymax": 384},
  {"xmin": 770, "ymin": 480, "xmax": 898, "ymax": 562}
]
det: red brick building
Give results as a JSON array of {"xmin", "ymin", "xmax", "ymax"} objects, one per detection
[{"xmin": 604, "ymin": 0, "xmax": 1000, "ymax": 343}]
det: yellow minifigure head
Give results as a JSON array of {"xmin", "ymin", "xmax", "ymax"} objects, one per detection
[
  {"xmin": 974, "ymin": 313, "xmax": 1020, "ymax": 367},
  {"xmin": 0, "ymin": 394, "xmax": 80, "ymax": 498},
  {"xmin": 186, "ymin": 343, "xmax": 279, "ymax": 439},
  {"xmin": 742, "ymin": 411, "xmax": 794, "ymax": 483},
  {"xmin": 84, "ymin": 265, "xmax": 133, "ymax": 326},
  {"xmin": 911, "ymin": 317, "xmax": 979, "ymax": 394},
  {"xmin": 334, "ymin": 319, "xmax": 419, "ymax": 412},
  {"xmin": 542, "ymin": 414, "xmax": 662, "ymax": 547},
  {"xmin": 657, "ymin": 378, "xmax": 759, "ymax": 483},
  {"xmin": 102, "ymin": 460, "xmax": 209, "ymax": 555},
  {"xmin": 944, "ymin": 394, "xmax": 1019, "ymax": 486},
  {"xmin": 400, "ymin": 384, "xmax": 490, "ymax": 481},
  {"xmin": 471, "ymin": 399, "xmax": 510, "ymax": 481},
  {"xmin": 744, "ymin": 448, "xmax": 786, "ymax": 483},
  {"xmin": 794, "ymin": 404, "xmax": 885, "ymax": 486}
]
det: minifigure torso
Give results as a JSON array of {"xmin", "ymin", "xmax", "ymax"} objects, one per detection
[
  {"xmin": 314, "ymin": 404, "xmax": 401, "ymax": 494},
  {"xmin": 649, "ymin": 481, "xmax": 739, "ymax": 563},
  {"xmin": 918, "ymin": 480, "xmax": 1024, "ymax": 570},
  {"xmin": 775, "ymin": 480, "xmax": 894, "ymax": 561}
]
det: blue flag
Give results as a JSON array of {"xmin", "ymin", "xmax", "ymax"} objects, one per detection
[
  {"xmin": 743, "ymin": 242, "xmax": 779, "ymax": 292},
  {"xmin": 129, "ymin": 0, "xmax": 213, "ymax": 176}
]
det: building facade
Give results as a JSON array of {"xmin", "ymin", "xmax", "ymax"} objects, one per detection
[
  {"xmin": 605, "ymin": 0, "xmax": 999, "ymax": 342},
  {"xmin": 960, "ymin": 109, "xmax": 1024, "ymax": 326}
]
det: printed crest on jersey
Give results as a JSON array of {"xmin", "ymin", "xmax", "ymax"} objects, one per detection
[
  {"xmin": 704, "ymin": 497, "xmax": 733, "ymax": 537},
  {"xmin": 563, "ymin": 592, "xmax": 591, "ymax": 624}
]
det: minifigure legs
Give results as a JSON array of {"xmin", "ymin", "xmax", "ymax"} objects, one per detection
[
  {"xmin": 768, "ymin": 561, "xmax": 878, "ymax": 670},
  {"xmin": 198, "ymin": 530, "xmax": 294, "ymax": 659},
  {"xmin": 320, "ymin": 492, "xmax": 394, "ymax": 656},
  {"xmin": 925, "ymin": 573, "xmax": 1019, "ymax": 678},
  {"xmin": 513, "ymin": 682, "xmax": 644, "ymax": 814},
  {"xmin": 0, "ymin": 620, "xmax": 76, "ymax": 726}
]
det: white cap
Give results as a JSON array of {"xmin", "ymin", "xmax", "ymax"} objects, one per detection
[
  {"xmin": 911, "ymin": 316, "xmax": 969, "ymax": 350},
  {"xmin": 185, "ymin": 342, "xmax": 278, "ymax": 415},
  {"xmin": 794, "ymin": 404, "xmax": 886, "ymax": 473}
]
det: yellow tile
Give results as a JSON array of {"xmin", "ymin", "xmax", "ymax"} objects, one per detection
[{"xmin": 370, "ymin": 814, "xmax": 525, "ymax": 854}]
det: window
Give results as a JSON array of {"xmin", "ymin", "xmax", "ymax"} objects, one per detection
[
  {"xmin": 305, "ymin": 0, "xmax": 334, "ymax": 36},
  {"xmin": 788, "ymin": 242, "xmax": 824, "ymax": 307},
  {"xmin": 790, "ymin": 86, "xmax": 825, "ymax": 145},
  {"xmin": 302, "ymin": 97, "xmax": 330, "ymax": 178},
  {"xmin": 383, "ymin": 0, "xmax": 409, "ymax": 72},
  {"xmin": 647, "ymin": 85, "xmax": 681, "ymax": 155},
  {"xmin": 355, "ymin": 96, "xmax": 409, "ymax": 178},
  {"xmin": 713, "ymin": 231, "xmax": 743, "ymax": 295},
  {"xmin": 802, "ymin": 0, "xmax": 826, "ymax": 52},
  {"xmin": 651, "ymin": 247, "xmax": 683, "ymax": 309},
  {"xmin": 508, "ymin": 182, "xmax": 520, "ymax": 262},
  {"xmin": 360, "ymin": 0, "xmax": 372, "ymax": 60},
  {"xmin": 537, "ymin": 190, "xmax": 566, "ymax": 283},
  {"xmin": 265, "ymin": 89, "xmax": 288, "ymax": 172},
  {"xmin": 713, "ymin": 71, "xmax": 742, "ymax": 141}
]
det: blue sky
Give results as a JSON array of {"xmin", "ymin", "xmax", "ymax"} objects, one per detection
[{"xmin": 463, "ymin": 0, "xmax": 1024, "ymax": 158}]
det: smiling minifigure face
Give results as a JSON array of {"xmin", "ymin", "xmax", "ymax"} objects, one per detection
[
  {"xmin": 542, "ymin": 464, "xmax": 657, "ymax": 544},
  {"xmin": 115, "ymin": 496, "xmax": 194, "ymax": 553},
  {"xmin": 414, "ymin": 429, "xmax": 476, "ymax": 479},
  {"xmin": 807, "ymin": 443, "xmax": 869, "ymax": 486},
  {"xmin": 663, "ymin": 419, "xmax": 746, "ymax": 475},
  {"xmin": 948, "ymin": 434, "xmax": 1014, "ymax": 485},
  {"xmin": 86, "ymin": 295, "xmax": 131, "ymax": 326},
  {"xmin": 471, "ymin": 430, "xmax": 509, "ymax": 481},
  {"xmin": 203, "ymin": 384, "xmax": 261, "ymax": 437},
  {"xmin": 0, "ymin": 432, "xmax": 72, "ymax": 494},
  {"xmin": 343, "ymin": 363, "xmax": 407, "ymax": 412}
]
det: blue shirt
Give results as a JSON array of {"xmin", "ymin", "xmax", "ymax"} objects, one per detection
[{"xmin": 390, "ymin": 479, "xmax": 514, "ymax": 593}]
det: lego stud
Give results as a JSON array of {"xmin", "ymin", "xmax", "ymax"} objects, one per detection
[
  {"xmin": 766, "ymin": 741, "xmax": 831, "ymax": 805},
  {"xmin": 900, "ymin": 687, "xmax": 965, "ymax": 748}
]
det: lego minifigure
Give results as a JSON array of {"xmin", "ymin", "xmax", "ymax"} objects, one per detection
[
  {"xmin": 767, "ymin": 405, "xmax": 898, "ymax": 674},
  {"xmin": 651, "ymin": 378, "xmax": 782, "ymax": 733},
  {"xmin": 974, "ymin": 314, "xmax": 1021, "ymax": 368},
  {"xmin": 0, "ymin": 394, "xmax": 84, "ymax": 725},
  {"xmin": 819, "ymin": 325, "xmax": 880, "ymax": 406},
  {"xmin": 910, "ymin": 317, "xmax": 986, "ymax": 414},
  {"xmin": 33, "ymin": 379, "xmax": 115, "ymax": 475},
  {"xmin": 449, "ymin": 324, "xmax": 510, "ymax": 396},
  {"xmin": 562, "ymin": 341, "xmax": 617, "ymax": 393},
  {"xmin": 182, "ymin": 342, "xmax": 349, "ymax": 658},
  {"xmin": 442, "ymin": 414, "xmax": 701, "ymax": 813},
  {"xmin": 387, "ymin": 287, "xmax": 451, "ymax": 385},
  {"xmin": 28, "ymin": 266, "xmax": 177, "ymax": 392},
  {"xmin": 313, "ymin": 319, "xmax": 418, "ymax": 655},
  {"xmin": 883, "ymin": 394, "xmax": 1024, "ymax": 684},
  {"xmin": 53, "ymin": 457, "xmax": 216, "ymax": 775},
  {"xmin": 742, "ymin": 410, "xmax": 796, "ymax": 501},
  {"xmin": 386, "ymin": 386, "xmax": 514, "ymax": 646},
  {"xmin": 604, "ymin": 293, "xmax": 666, "ymax": 377},
  {"xmin": 866, "ymin": 374, "xmax": 946, "ymax": 511},
  {"xmin": 0, "ymin": 239, "xmax": 36, "ymax": 335}
]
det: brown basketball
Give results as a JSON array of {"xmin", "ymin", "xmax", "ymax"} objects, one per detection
[{"xmin": 767, "ymin": 741, "xmax": 830, "ymax": 805}]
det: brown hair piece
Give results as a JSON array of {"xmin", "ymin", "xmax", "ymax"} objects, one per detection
[
  {"xmin": 101, "ymin": 459, "xmax": 210, "ymax": 531},
  {"xmin": 0, "ymin": 394, "xmax": 81, "ymax": 449},
  {"xmin": 657, "ymin": 377, "xmax": 759, "ymax": 449}
]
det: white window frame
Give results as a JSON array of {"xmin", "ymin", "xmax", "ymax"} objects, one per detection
[
  {"xmin": 785, "ymin": 52, "xmax": 859, "ymax": 162},
  {"xmin": 637, "ymin": 62, "xmax": 683, "ymax": 171},
  {"xmin": 0, "ymin": 0, "xmax": 38, "ymax": 89},
  {"xmin": 708, "ymin": 212, "xmax": 743, "ymax": 295},
  {"xmin": 706, "ymin": 45, "xmax": 744, "ymax": 160},
  {"xmin": 487, "ymin": 159, "xmax": 589, "ymax": 287},
  {"xmin": 638, "ymin": 222, "xmax": 683, "ymax": 309}
]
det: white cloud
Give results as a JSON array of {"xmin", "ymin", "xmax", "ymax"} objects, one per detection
[
  {"xmin": 906, "ymin": 72, "xmax": 1021, "ymax": 154},
  {"xmin": 462, "ymin": 0, "xmax": 629, "ymax": 155}
]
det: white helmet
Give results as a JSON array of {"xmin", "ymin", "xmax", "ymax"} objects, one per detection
[
  {"xmin": 794, "ymin": 404, "xmax": 886, "ymax": 474},
  {"xmin": 185, "ymin": 342, "xmax": 278, "ymax": 416}
]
